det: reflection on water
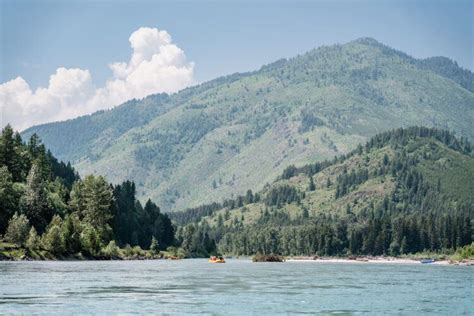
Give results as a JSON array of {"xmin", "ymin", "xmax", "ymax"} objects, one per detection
[{"xmin": 0, "ymin": 259, "xmax": 472, "ymax": 314}]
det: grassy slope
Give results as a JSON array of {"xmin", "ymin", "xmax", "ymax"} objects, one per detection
[{"xmin": 22, "ymin": 38, "xmax": 474, "ymax": 212}]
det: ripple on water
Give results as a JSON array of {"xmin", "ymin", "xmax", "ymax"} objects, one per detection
[{"xmin": 0, "ymin": 260, "xmax": 472, "ymax": 314}]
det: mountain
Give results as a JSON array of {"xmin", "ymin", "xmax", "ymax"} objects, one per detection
[
  {"xmin": 22, "ymin": 38, "xmax": 474, "ymax": 212},
  {"xmin": 170, "ymin": 127, "xmax": 474, "ymax": 256}
]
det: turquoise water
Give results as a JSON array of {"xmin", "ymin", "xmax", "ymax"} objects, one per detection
[{"xmin": 0, "ymin": 259, "xmax": 472, "ymax": 314}]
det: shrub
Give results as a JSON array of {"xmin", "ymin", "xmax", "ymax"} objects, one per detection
[
  {"xmin": 80, "ymin": 224, "xmax": 101, "ymax": 256},
  {"xmin": 123, "ymin": 244, "xmax": 134, "ymax": 257},
  {"xmin": 42, "ymin": 225, "xmax": 64, "ymax": 254},
  {"xmin": 453, "ymin": 243, "xmax": 474, "ymax": 260},
  {"xmin": 150, "ymin": 237, "xmax": 160, "ymax": 255},
  {"xmin": 5, "ymin": 213, "xmax": 30, "ymax": 245},
  {"xmin": 102, "ymin": 240, "xmax": 120, "ymax": 258},
  {"xmin": 132, "ymin": 246, "xmax": 144, "ymax": 256}
]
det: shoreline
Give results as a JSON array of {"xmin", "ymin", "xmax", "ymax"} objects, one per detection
[
  {"xmin": 284, "ymin": 256, "xmax": 474, "ymax": 266},
  {"xmin": 2, "ymin": 255, "xmax": 473, "ymax": 266}
]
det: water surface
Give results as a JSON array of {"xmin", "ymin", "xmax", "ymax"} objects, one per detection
[{"xmin": 0, "ymin": 259, "xmax": 472, "ymax": 314}]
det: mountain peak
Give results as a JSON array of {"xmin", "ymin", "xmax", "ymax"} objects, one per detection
[{"xmin": 352, "ymin": 37, "xmax": 383, "ymax": 46}]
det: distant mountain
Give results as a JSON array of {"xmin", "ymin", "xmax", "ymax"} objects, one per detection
[
  {"xmin": 171, "ymin": 127, "xmax": 474, "ymax": 256},
  {"xmin": 22, "ymin": 38, "xmax": 474, "ymax": 212}
]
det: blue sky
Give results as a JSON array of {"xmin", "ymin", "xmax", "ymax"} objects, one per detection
[
  {"xmin": 0, "ymin": 0, "xmax": 472, "ymax": 130},
  {"xmin": 2, "ymin": 0, "xmax": 472, "ymax": 88}
]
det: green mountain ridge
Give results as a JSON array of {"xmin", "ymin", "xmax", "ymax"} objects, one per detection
[
  {"xmin": 22, "ymin": 38, "xmax": 474, "ymax": 212},
  {"xmin": 170, "ymin": 127, "xmax": 473, "ymax": 256}
]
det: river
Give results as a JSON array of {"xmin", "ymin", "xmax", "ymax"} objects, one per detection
[{"xmin": 0, "ymin": 259, "xmax": 472, "ymax": 314}]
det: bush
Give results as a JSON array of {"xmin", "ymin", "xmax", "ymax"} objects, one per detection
[
  {"xmin": 123, "ymin": 244, "xmax": 134, "ymax": 257},
  {"xmin": 166, "ymin": 246, "xmax": 186, "ymax": 259},
  {"xmin": 102, "ymin": 240, "xmax": 120, "ymax": 258},
  {"xmin": 166, "ymin": 246, "xmax": 178, "ymax": 256},
  {"xmin": 453, "ymin": 243, "xmax": 474, "ymax": 260},
  {"xmin": 132, "ymin": 246, "xmax": 144, "ymax": 256},
  {"xmin": 177, "ymin": 247, "xmax": 187, "ymax": 258},
  {"xmin": 5, "ymin": 213, "xmax": 30, "ymax": 245},
  {"xmin": 80, "ymin": 224, "xmax": 101, "ymax": 256}
]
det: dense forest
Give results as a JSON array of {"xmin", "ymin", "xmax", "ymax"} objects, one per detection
[
  {"xmin": 0, "ymin": 125, "xmax": 174, "ymax": 258},
  {"xmin": 172, "ymin": 127, "xmax": 474, "ymax": 257}
]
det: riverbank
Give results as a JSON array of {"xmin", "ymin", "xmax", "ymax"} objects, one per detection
[
  {"xmin": 0, "ymin": 241, "xmax": 169, "ymax": 261},
  {"xmin": 2, "ymin": 254, "xmax": 473, "ymax": 265},
  {"xmin": 284, "ymin": 256, "xmax": 461, "ymax": 265},
  {"xmin": 2, "ymin": 241, "xmax": 473, "ymax": 265}
]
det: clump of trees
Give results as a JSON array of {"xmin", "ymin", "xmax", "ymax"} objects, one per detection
[
  {"xmin": 0, "ymin": 125, "xmax": 175, "ymax": 258},
  {"xmin": 217, "ymin": 206, "xmax": 472, "ymax": 257},
  {"xmin": 175, "ymin": 221, "xmax": 218, "ymax": 257},
  {"xmin": 298, "ymin": 110, "xmax": 324, "ymax": 133},
  {"xmin": 265, "ymin": 185, "xmax": 302, "ymax": 207},
  {"xmin": 169, "ymin": 190, "xmax": 260, "ymax": 225}
]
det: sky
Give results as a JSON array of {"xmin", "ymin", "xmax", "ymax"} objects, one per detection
[{"xmin": 1, "ymin": 0, "xmax": 472, "ymax": 131}]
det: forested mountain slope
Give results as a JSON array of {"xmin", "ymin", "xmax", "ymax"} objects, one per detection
[
  {"xmin": 171, "ymin": 127, "xmax": 474, "ymax": 256},
  {"xmin": 22, "ymin": 38, "xmax": 474, "ymax": 211}
]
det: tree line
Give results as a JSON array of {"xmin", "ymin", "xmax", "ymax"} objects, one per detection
[
  {"xmin": 0, "ymin": 125, "xmax": 174, "ymax": 257},
  {"xmin": 217, "ymin": 205, "xmax": 472, "ymax": 256}
]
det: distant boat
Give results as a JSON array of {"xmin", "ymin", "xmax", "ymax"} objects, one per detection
[
  {"xmin": 421, "ymin": 259, "xmax": 435, "ymax": 264},
  {"xmin": 209, "ymin": 256, "xmax": 226, "ymax": 263}
]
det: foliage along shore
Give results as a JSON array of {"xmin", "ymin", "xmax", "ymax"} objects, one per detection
[
  {"xmin": 1, "ymin": 242, "xmax": 473, "ymax": 266},
  {"xmin": 0, "ymin": 240, "xmax": 177, "ymax": 261},
  {"xmin": 0, "ymin": 125, "xmax": 180, "ymax": 260},
  {"xmin": 283, "ymin": 242, "xmax": 474, "ymax": 265}
]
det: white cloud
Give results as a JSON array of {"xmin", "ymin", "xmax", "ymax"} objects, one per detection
[{"xmin": 0, "ymin": 27, "xmax": 194, "ymax": 131}]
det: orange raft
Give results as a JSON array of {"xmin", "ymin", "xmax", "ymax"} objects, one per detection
[{"xmin": 209, "ymin": 256, "xmax": 226, "ymax": 263}]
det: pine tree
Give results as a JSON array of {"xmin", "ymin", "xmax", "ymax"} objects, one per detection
[
  {"xmin": 400, "ymin": 236, "xmax": 408, "ymax": 254},
  {"xmin": 245, "ymin": 190, "xmax": 254, "ymax": 204},
  {"xmin": 102, "ymin": 240, "xmax": 120, "ymax": 257},
  {"xmin": 0, "ymin": 166, "xmax": 17, "ymax": 234},
  {"xmin": 22, "ymin": 162, "xmax": 51, "ymax": 233},
  {"xmin": 41, "ymin": 215, "xmax": 65, "ymax": 255},
  {"xmin": 217, "ymin": 214, "xmax": 224, "ymax": 227},
  {"xmin": 150, "ymin": 236, "xmax": 160, "ymax": 255},
  {"xmin": 0, "ymin": 125, "xmax": 24, "ymax": 182},
  {"xmin": 308, "ymin": 176, "xmax": 316, "ymax": 191},
  {"xmin": 61, "ymin": 214, "xmax": 82, "ymax": 254},
  {"xmin": 80, "ymin": 224, "xmax": 101, "ymax": 256},
  {"xmin": 73, "ymin": 175, "xmax": 113, "ymax": 242},
  {"xmin": 26, "ymin": 227, "xmax": 41, "ymax": 250}
]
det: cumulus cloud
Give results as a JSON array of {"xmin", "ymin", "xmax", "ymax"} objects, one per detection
[{"xmin": 0, "ymin": 27, "xmax": 194, "ymax": 131}]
